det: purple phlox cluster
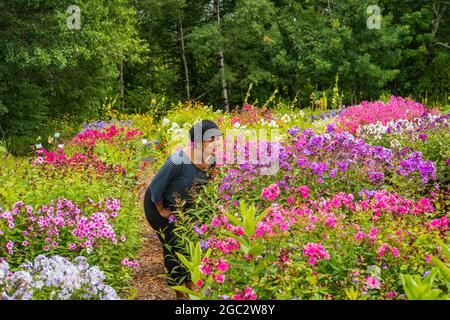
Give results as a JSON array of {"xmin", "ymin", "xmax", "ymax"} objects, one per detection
[{"xmin": 81, "ymin": 119, "xmax": 132, "ymax": 133}]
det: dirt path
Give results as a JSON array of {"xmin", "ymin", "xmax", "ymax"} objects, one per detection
[{"xmin": 129, "ymin": 174, "xmax": 176, "ymax": 300}]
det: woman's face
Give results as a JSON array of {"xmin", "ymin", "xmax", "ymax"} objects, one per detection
[{"xmin": 201, "ymin": 136, "xmax": 222, "ymax": 163}]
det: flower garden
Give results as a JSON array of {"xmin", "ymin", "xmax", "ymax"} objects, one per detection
[{"xmin": 1, "ymin": 96, "xmax": 449, "ymax": 300}]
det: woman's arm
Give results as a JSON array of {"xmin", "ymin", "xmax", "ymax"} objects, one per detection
[{"xmin": 149, "ymin": 157, "xmax": 180, "ymax": 218}]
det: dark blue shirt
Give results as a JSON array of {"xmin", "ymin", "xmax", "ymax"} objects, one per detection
[{"xmin": 149, "ymin": 150, "xmax": 209, "ymax": 210}]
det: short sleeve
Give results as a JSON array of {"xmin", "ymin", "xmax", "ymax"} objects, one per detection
[{"xmin": 149, "ymin": 157, "xmax": 180, "ymax": 203}]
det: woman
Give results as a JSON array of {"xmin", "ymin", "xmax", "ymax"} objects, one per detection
[{"xmin": 143, "ymin": 120, "xmax": 222, "ymax": 299}]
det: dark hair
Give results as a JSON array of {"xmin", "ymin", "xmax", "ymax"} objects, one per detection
[{"xmin": 189, "ymin": 120, "xmax": 222, "ymax": 143}]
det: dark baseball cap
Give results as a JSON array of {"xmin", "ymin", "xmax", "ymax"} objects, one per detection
[{"xmin": 189, "ymin": 120, "xmax": 223, "ymax": 142}]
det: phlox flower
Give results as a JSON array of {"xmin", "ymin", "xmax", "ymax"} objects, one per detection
[
  {"xmin": 355, "ymin": 231, "xmax": 366, "ymax": 241},
  {"xmin": 200, "ymin": 240, "xmax": 209, "ymax": 250},
  {"xmin": 233, "ymin": 226, "xmax": 245, "ymax": 236},
  {"xmin": 1, "ymin": 255, "xmax": 120, "ymax": 300},
  {"xmin": 325, "ymin": 214, "xmax": 337, "ymax": 228},
  {"xmin": 311, "ymin": 162, "xmax": 327, "ymax": 177},
  {"xmin": 365, "ymin": 276, "xmax": 380, "ymax": 289},
  {"xmin": 194, "ymin": 225, "xmax": 206, "ymax": 235},
  {"xmin": 287, "ymin": 196, "xmax": 294, "ymax": 205},
  {"xmin": 215, "ymin": 259, "xmax": 230, "ymax": 273},
  {"xmin": 391, "ymin": 247, "xmax": 399, "ymax": 258},
  {"xmin": 377, "ymin": 243, "xmax": 389, "ymax": 257},
  {"xmin": 429, "ymin": 216, "xmax": 449, "ymax": 230},
  {"xmin": 298, "ymin": 186, "xmax": 310, "ymax": 199},
  {"xmin": 201, "ymin": 257, "xmax": 209, "ymax": 264},
  {"xmin": 254, "ymin": 226, "xmax": 266, "ymax": 238},
  {"xmin": 168, "ymin": 214, "xmax": 176, "ymax": 224},
  {"xmin": 196, "ymin": 279, "xmax": 204, "ymax": 287},
  {"xmin": 369, "ymin": 226, "xmax": 378, "ymax": 240},
  {"xmin": 261, "ymin": 184, "xmax": 280, "ymax": 201},
  {"xmin": 232, "ymin": 286, "xmax": 257, "ymax": 300},
  {"xmin": 6, "ymin": 241, "xmax": 14, "ymax": 255},
  {"xmin": 429, "ymin": 219, "xmax": 440, "ymax": 228},
  {"xmin": 338, "ymin": 96, "xmax": 430, "ymax": 134},
  {"xmin": 302, "ymin": 243, "xmax": 330, "ymax": 266},
  {"xmin": 121, "ymin": 258, "xmax": 139, "ymax": 272},
  {"xmin": 212, "ymin": 238, "xmax": 240, "ymax": 254},
  {"xmin": 211, "ymin": 216, "xmax": 221, "ymax": 227},
  {"xmin": 199, "ymin": 264, "xmax": 212, "ymax": 276},
  {"xmin": 212, "ymin": 274, "xmax": 225, "ymax": 283},
  {"xmin": 105, "ymin": 198, "xmax": 121, "ymax": 212}
]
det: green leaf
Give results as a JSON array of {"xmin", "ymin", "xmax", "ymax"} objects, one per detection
[
  {"xmin": 255, "ymin": 208, "xmax": 269, "ymax": 224},
  {"xmin": 431, "ymin": 257, "xmax": 450, "ymax": 283},
  {"xmin": 436, "ymin": 240, "xmax": 450, "ymax": 261},
  {"xmin": 224, "ymin": 212, "xmax": 241, "ymax": 226},
  {"xmin": 172, "ymin": 286, "xmax": 204, "ymax": 300},
  {"xmin": 175, "ymin": 252, "xmax": 193, "ymax": 270}
]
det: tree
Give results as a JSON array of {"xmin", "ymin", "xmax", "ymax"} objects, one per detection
[
  {"xmin": 382, "ymin": 0, "xmax": 449, "ymax": 101},
  {"xmin": 0, "ymin": 0, "xmax": 145, "ymax": 139}
]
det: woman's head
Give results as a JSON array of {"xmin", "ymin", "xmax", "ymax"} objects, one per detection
[{"xmin": 189, "ymin": 120, "xmax": 223, "ymax": 164}]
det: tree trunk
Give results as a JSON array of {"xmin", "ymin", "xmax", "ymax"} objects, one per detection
[
  {"xmin": 432, "ymin": 1, "xmax": 446, "ymax": 36},
  {"xmin": 219, "ymin": 49, "xmax": 229, "ymax": 113},
  {"xmin": 149, "ymin": 26, "xmax": 154, "ymax": 92},
  {"xmin": 215, "ymin": 0, "xmax": 230, "ymax": 113},
  {"xmin": 120, "ymin": 61, "xmax": 125, "ymax": 109},
  {"xmin": 179, "ymin": 16, "xmax": 190, "ymax": 101}
]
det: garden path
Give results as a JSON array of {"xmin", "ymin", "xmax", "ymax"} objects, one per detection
[{"xmin": 129, "ymin": 175, "xmax": 176, "ymax": 300}]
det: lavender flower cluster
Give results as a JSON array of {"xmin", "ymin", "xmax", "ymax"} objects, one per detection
[
  {"xmin": 81, "ymin": 119, "xmax": 133, "ymax": 133},
  {"xmin": 284, "ymin": 126, "xmax": 437, "ymax": 185},
  {"xmin": 0, "ymin": 255, "xmax": 120, "ymax": 300},
  {"xmin": 310, "ymin": 108, "xmax": 344, "ymax": 121}
]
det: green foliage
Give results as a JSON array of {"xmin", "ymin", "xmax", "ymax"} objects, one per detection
[
  {"xmin": 0, "ymin": 140, "xmax": 7, "ymax": 158},
  {"xmin": 226, "ymin": 201, "xmax": 267, "ymax": 237},
  {"xmin": 130, "ymin": 0, "xmax": 449, "ymax": 108},
  {"xmin": 401, "ymin": 270, "xmax": 446, "ymax": 300},
  {"xmin": 344, "ymin": 287, "xmax": 369, "ymax": 300},
  {"xmin": 223, "ymin": 201, "xmax": 267, "ymax": 257},
  {"xmin": 176, "ymin": 242, "xmax": 211, "ymax": 283},
  {"xmin": 0, "ymin": 0, "xmax": 146, "ymax": 140},
  {"xmin": 401, "ymin": 241, "xmax": 450, "ymax": 300}
]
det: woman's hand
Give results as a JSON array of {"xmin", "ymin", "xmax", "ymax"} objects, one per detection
[
  {"xmin": 158, "ymin": 207, "xmax": 172, "ymax": 219},
  {"xmin": 154, "ymin": 201, "xmax": 172, "ymax": 219}
]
